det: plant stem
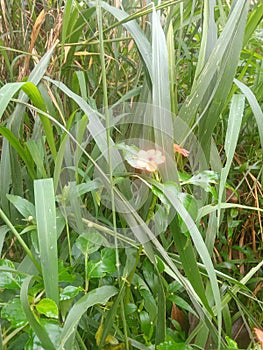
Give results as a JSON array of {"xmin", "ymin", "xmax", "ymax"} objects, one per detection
[
  {"xmin": 96, "ymin": 1, "xmax": 128, "ymax": 348},
  {"xmin": 0, "ymin": 208, "xmax": 41, "ymax": 273}
]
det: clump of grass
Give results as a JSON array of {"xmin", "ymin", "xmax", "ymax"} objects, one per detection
[{"xmin": 0, "ymin": 1, "xmax": 262, "ymax": 349}]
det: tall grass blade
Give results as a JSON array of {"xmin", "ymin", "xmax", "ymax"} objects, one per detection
[
  {"xmin": 198, "ymin": 1, "xmax": 249, "ymax": 159},
  {"xmin": 193, "ymin": 0, "xmax": 217, "ymax": 85},
  {"xmin": 26, "ymin": 140, "xmax": 48, "ymax": 178},
  {"xmin": 217, "ymin": 94, "xmax": 245, "ymax": 227},
  {"xmin": 234, "ymin": 79, "xmax": 263, "ymax": 158},
  {"xmin": 170, "ymin": 218, "xmax": 212, "ymax": 314},
  {"xmin": 0, "ymin": 226, "xmax": 9, "ymax": 256},
  {"xmin": 9, "ymin": 41, "xmax": 58, "ymax": 136},
  {"xmin": 198, "ymin": 202, "xmax": 263, "ymax": 221},
  {"xmin": 167, "ymin": 21, "xmax": 177, "ymax": 115},
  {"xmin": 34, "ymin": 178, "xmax": 59, "ymax": 306},
  {"xmin": 0, "ymin": 42, "xmax": 57, "ymax": 214},
  {"xmin": 243, "ymin": 3, "xmax": 263, "ymax": 45},
  {"xmin": 22, "ymin": 82, "xmax": 57, "ymax": 160},
  {"xmin": 160, "ymin": 183, "xmax": 222, "ymax": 347},
  {"xmin": 178, "ymin": 1, "xmax": 249, "ymax": 151},
  {"xmin": 99, "ymin": 1, "xmax": 152, "ymax": 80},
  {"xmin": 151, "ymin": 7, "xmax": 178, "ymax": 184},
  {"xmin": 44, "ymin": 78, "xmax": 124, "ymax": 170},
  {"xmin": 6, "ymin": 194, "xmax": 36, "ymax": 219},
  {"xmin": 0, "ymin": 126, "xmax": 36, "ymax": 179}
]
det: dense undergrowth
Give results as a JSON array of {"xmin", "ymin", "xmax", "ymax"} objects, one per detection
[{"xmin": 0, "ymin": 0, "xmax": 263, "ymax": 349}]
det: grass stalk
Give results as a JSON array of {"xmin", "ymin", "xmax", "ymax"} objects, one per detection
[
  {"xmin": 95, "ymin": 0, "xmax": 119, "ymax": 273},
  {"xmin": 0, "ymin": 207, "xmax": 41, "ymax": 273},
  {"xmin": 96, "ymin": 1, "xmax": 128, "ymax": 348}
]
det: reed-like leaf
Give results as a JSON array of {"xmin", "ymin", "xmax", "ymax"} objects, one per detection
[
  {"xmin": 22, "ymin": 82, "xmax": 57, "ymax": 160},
  {"xmin": 44, "ymin": 77, "xmax": 125, "ymax": 171},
  {"xmin": 234, "ymin": 79, "xmax": 263, "ymax": 158},
  {"xmin": 34, "ymin": 178, "xmax": 59, "ymax": 306},
  {"xmin": 151, "ymin": 7, "xmax": 178, "ymax": 184},
  {"xmin": 178, "ymin": 1, "xmax": 249, "ymax": 155},
  {"xmin": 0, "ymin": 42, "xmax": 57, "ymax": 214},
  {"xmin": 0, "ymin": 126, "xmax": 36, "ymax": 179},
  {"xmin": 99, "ymin": 1, "xmax": 152, "ymax": 80},
  {"xmin": 0, "ymin": 83, "xmax": 24, "ymax": 119},
  {"xmin": 197, "ymin": 1, "xmax": 249, "ymax": 160},
  {"xmin": 217, "ymin": 94, "xmax": 245, "ymax": 227},
  {"xmin": 6, "ymin": 194, "xmax": 36, "ymax": 219}
]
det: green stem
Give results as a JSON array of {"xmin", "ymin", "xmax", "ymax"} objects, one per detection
[
  {"xmin": 96, "ymin": 1, "xmax": 128, "ymax": 348},
  {"xmin": 0, "ymin": 208, "xmax": 41, "ymax": 273},
  {"xmin": 84, "ymin": 251, "xmax": 89, "ymax": 293},
  {"xmin": 96, "ymin": 0, "xmax": 119, "ymax": 272}
]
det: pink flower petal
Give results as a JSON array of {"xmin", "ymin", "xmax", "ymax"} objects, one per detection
[
  {"xmin": 133, "ymin": 149, "xmax": 165, "ymax": 172},
  {"xmin": 174, "ymin": 143, "xmax": 190, "ymax": 157}
]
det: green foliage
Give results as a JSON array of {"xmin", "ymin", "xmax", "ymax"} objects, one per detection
[{"xmin": 0, "ymin": 0, "xmax": 262, "ymax": 349}]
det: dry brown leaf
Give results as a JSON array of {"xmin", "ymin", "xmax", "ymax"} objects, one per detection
[
  {"xmin": 171, "ymin": 303, "xmax": 188, "ymax": 331},
  {"xmin": 21, "ymin": 9, "xmax": 46, "ymax": 78}
]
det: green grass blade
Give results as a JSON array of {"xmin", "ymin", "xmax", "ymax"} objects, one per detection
[
  {"xmin": 34, "ymin": 178, "xmax": 59, "ymax": 306},
  {"xmin": 170, "ymin": 218, "xmax": 212, "ymax": 315},
  {"xmin": 178, "ymin": 0, "xmax": 249, "ymax": 138},
  {"xmin": 99, "ymin": 1, "xmax": 152, "ymax": 80},
  {"xmin": 26, "ymin": 140, "xmax": 48, "ymax": 178},
  {"xmin": 151, "ymin": 7, "xmax": 178, "ymax": 184},
  {"xmin": 44, "ymin": 77, "xmax": 125, "ymax": 170},
  {"xmin": 197, "ymin": 1, "xmax": 249, "ymax": 160},
  {"xmin": 59, "ymin": 286, "xmax": 118, "ymax": 350},
  {"xmin": 160, "ymin": 183, "xmax": 222, "ymax": 346},
  {"xmin": 61, "ymin": 0, "xmax": 73, "ymax": 53},
  {"xmin": 21, "ymin": 82, "xmax": 57, "ymax": 160},
  {"xmin": 6, "ymin": 194, "xmax": 36, "ymax": 219},
  {"xmin": 193, "ymin": 0, "xmax": 217, "ymax": 86},
  {"xmin": 0, "ymin": 226, "xmax": 9, "ymax": 256},
  {"xmin": 9, "ymin": 41, "xmax": 58, "ymax": 136},
  {"xmin": 243, "ymin": 3, "xmax": 263, "ymax": 45},
  {"xmin": 54, "ymin": 133, "xmax": 70, "ymax": 193},
  {"xmin": 167, "ymin": 21, "xmax": 178, "ymax": 115},
  {"xmin": 0, "ymin": 83, "xmax": 24, "ymax": 119},
  {"xmin": 20, "ymin": 276, "xmax": 56, "ymax": 350},
  {"xmin": 155, "ymin": 273, "xmax": 166, "ymax": 345},
  {"xmin": 217, "ymin": 94, "xmax": 245, "ymax": 227},
  {"xmin": 234, "ymin": 78, "xmax": 263, "ymax": 157},
  {"xmin": 0, "ymin": 126, "xmax": 36, "ymax": 179}
]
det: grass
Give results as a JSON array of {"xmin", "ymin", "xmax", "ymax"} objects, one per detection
[{"xmin": 0, "ymin": 0, "xmax": 263, "ymax": 349}]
